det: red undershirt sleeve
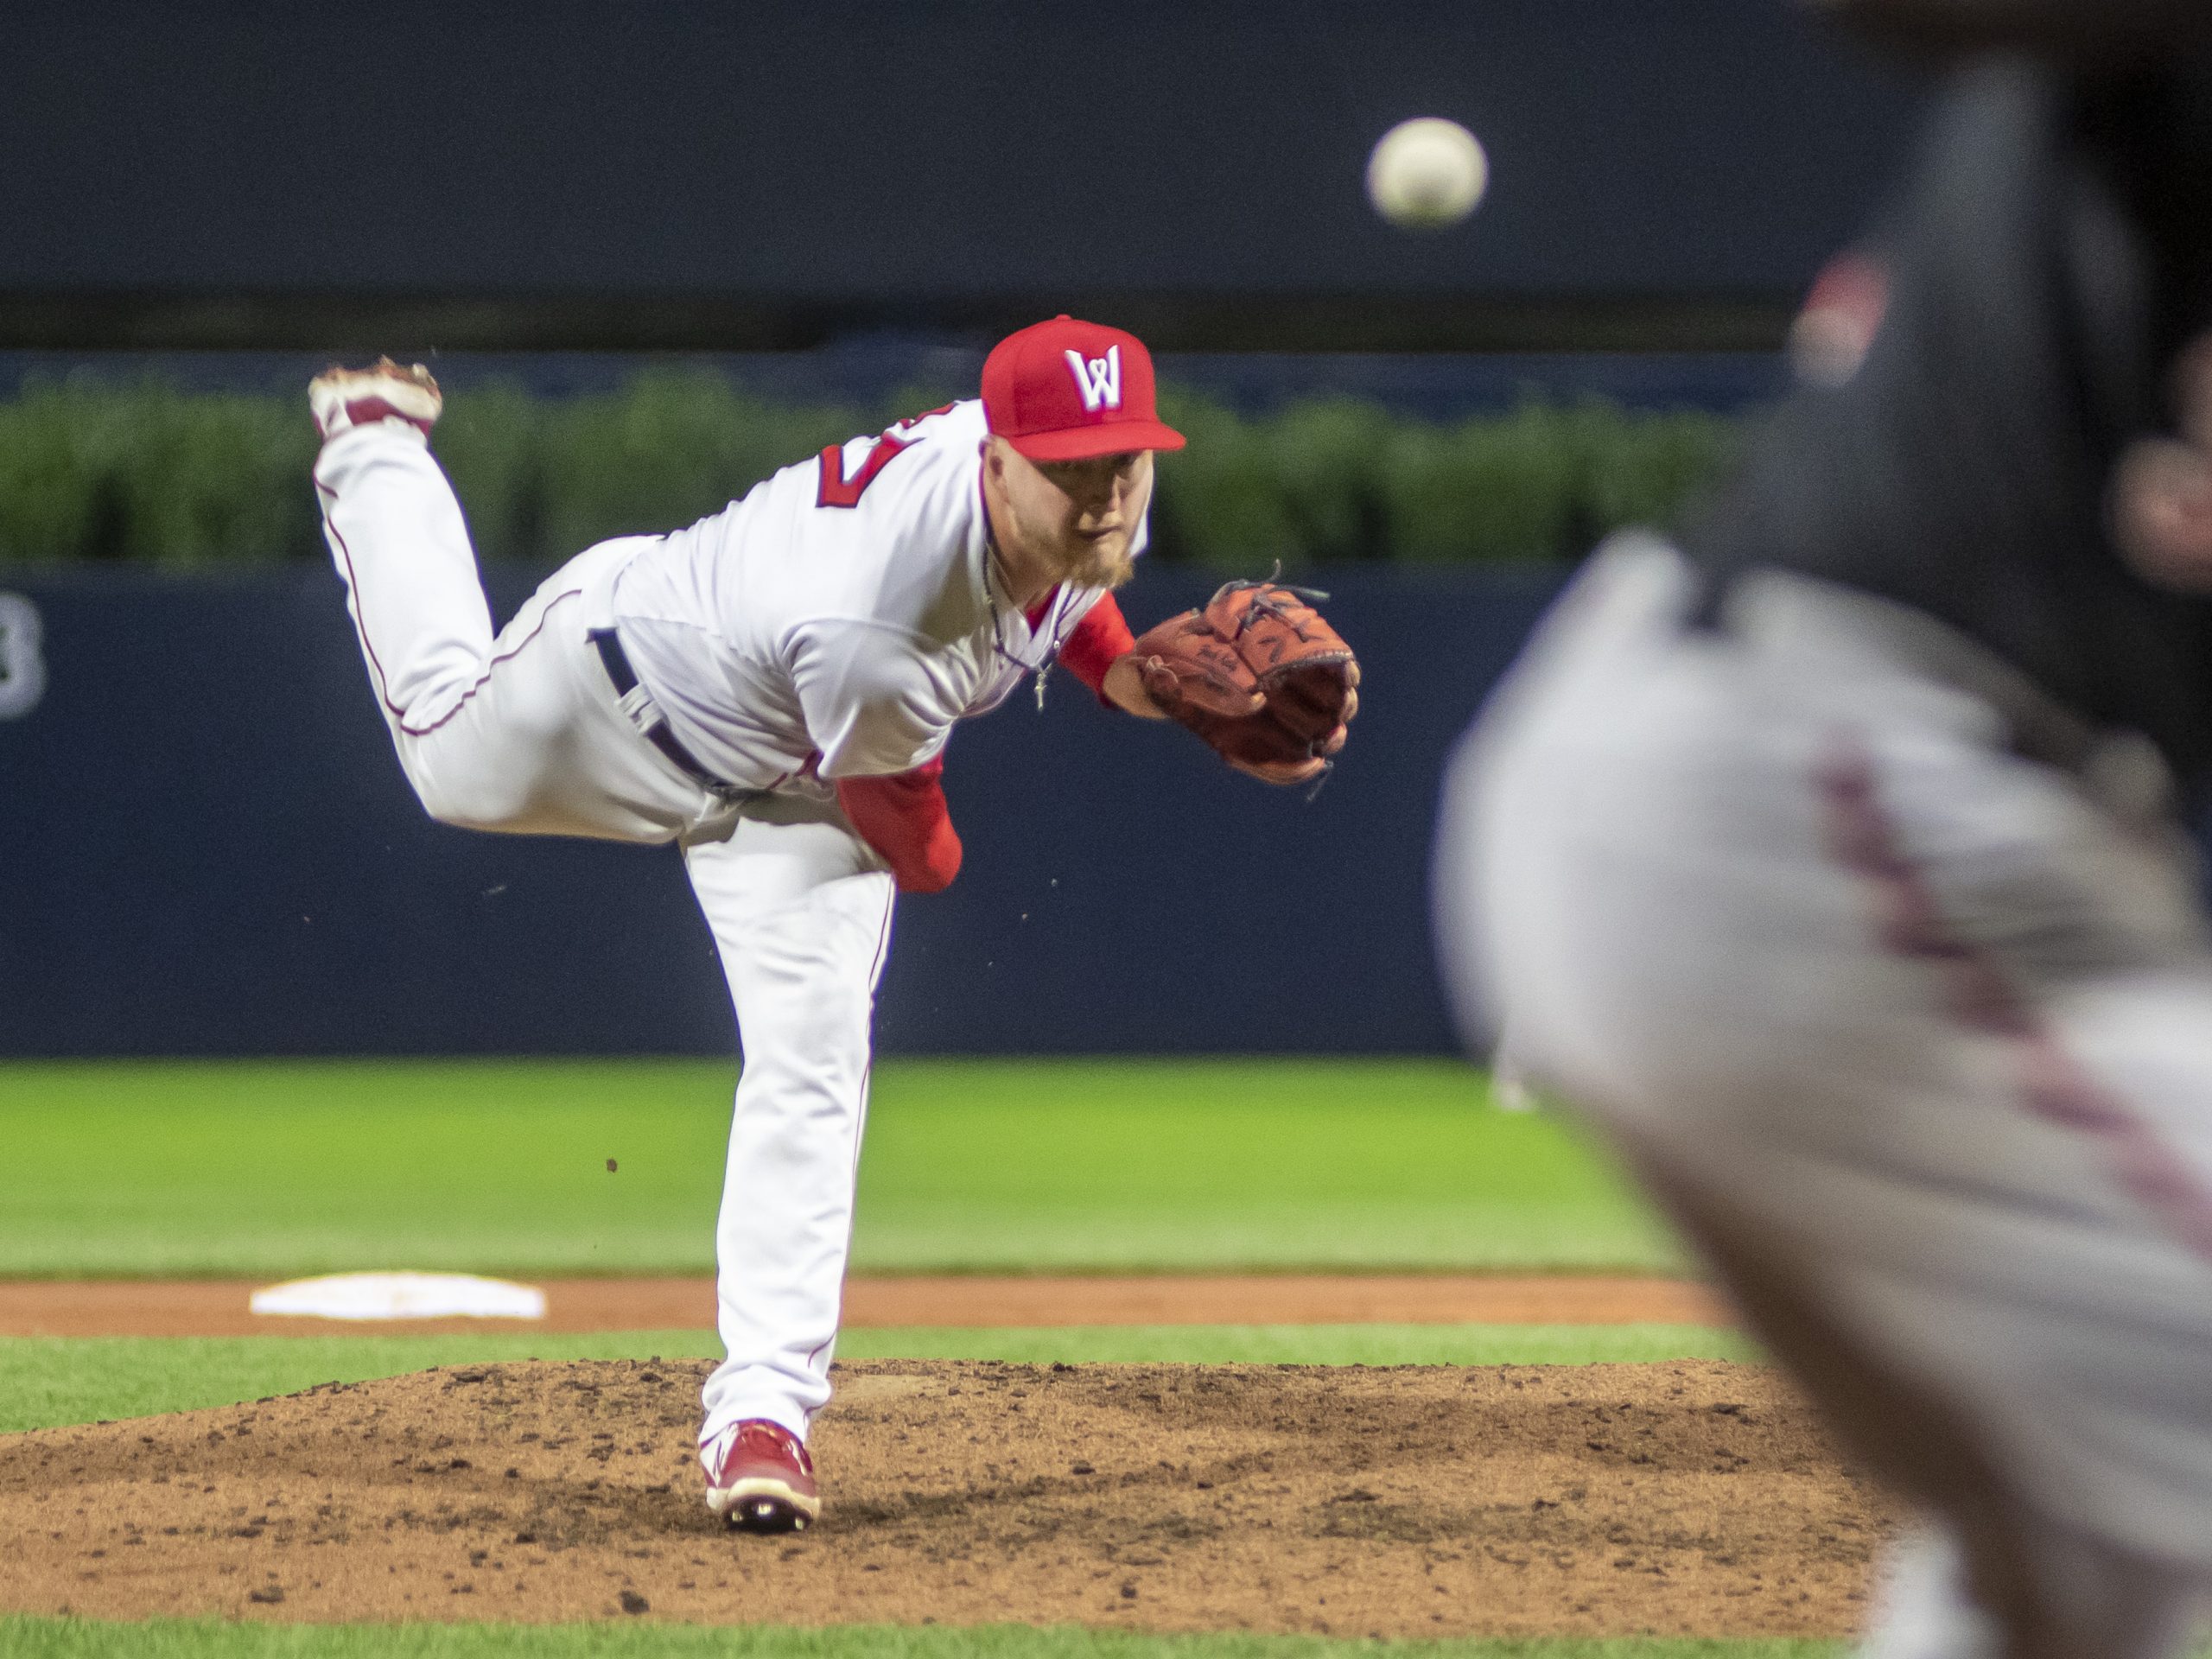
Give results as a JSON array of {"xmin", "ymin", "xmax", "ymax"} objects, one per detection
[
  {"xmin": 835, "ymin": 755, "xmax": 963, "ymax": 894},
  {"xmin": 1058, "ymin": 592, "xmax": 1138, "ymax": 702}
]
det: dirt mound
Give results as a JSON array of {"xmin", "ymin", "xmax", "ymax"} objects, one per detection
[{"xmin": 0, "ymin": 1358, "xmax": 1885, "ymax": 1638}]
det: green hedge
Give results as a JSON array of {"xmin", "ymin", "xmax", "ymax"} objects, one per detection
[{"xmin": 0, "ymin": 372, "xmax": 1738, "ymax": 569}]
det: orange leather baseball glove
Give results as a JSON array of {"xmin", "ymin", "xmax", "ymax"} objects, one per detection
[{"xmin": 1130, "ymin": 578, "xmax": 1360, "ymax": 785}]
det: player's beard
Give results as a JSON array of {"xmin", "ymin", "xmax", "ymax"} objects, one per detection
[
  {"xmin": 1052, "ymin": 531, "xmax": 1138, "ymax": 591},
  {"xmin": 1007, "ymin": 484, "xmax": 1140, "ymax": 590}
]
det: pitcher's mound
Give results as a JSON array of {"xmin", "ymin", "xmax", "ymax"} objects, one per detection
[{"xmin": 3, "ymin": 1358, "xmax": 1884, "ymax": 1638}]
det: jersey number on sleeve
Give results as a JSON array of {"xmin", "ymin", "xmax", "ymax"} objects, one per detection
[
  {"xmin": 817, "ymin": 434, "xmax": 912, "ymax": 509},
  {"xmin": 814, "ymin": 406, "xmax": 955, "ymax": 509}
]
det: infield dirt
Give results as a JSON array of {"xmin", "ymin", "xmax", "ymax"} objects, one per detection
[{"xmin": 2, "ymin": 1357, "xmax": 1885, "ymax": 1638}]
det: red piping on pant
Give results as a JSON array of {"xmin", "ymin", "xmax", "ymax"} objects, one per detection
[
  {"xmin": 316, "ymin": 472, "xmax": 582, "ymax": 741},
  {"xmin": 394, "ymin": 589, "xmax": 582, "ymax": 740},
  {"xmin": 317, "ymin": 479, "xmax": 405, "ymax": 722},
  {"xmin": 1816, "ymin": 739, "xmax": 2212, "ymax": 1260}
]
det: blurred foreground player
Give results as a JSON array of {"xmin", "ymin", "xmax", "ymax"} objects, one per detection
[
  {"xmin": 309, "ymin": 319, "xmax": 1355, "ymax": 1534},
  {"xmin": 1439, "ymin": 7, "xmax": 2212, "ymax": 1655}
]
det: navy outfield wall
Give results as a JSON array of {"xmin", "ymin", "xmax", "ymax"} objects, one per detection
[{"xmin": 0, "ymin": 563, "xmax": 1560, "ymax": 1058}]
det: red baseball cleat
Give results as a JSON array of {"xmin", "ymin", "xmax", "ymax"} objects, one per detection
[
  {"xmin": 702, "ymin": 1419, "xmax": 820, "ymax": 1533},
  {"xmin": 308, "ymin": 358, "xmax": 442, "ymax": 441}
]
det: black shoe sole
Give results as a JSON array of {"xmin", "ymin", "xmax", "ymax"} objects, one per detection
[{"xmin": 726, "ymin": 1495, "xmax": 810, "ymax": 1534}]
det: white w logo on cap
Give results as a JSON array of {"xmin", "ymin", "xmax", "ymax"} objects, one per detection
[{"xmin": 1063, "ymin": 345, "xmax": 1122, "ymax": 413}]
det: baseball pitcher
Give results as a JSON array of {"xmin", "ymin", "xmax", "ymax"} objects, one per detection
[{"xmin": 309, "ymin": 316, "xmax": 1356, "ymax": 1533}]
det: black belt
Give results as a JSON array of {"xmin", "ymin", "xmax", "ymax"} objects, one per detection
[{"xmin": 588, "ymin": 626, "xmax": 741, "ymax": 797}]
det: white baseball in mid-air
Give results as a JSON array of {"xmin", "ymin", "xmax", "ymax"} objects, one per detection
[{"xmin": 1366, "ymin": 117, "xmax": 1489, "ymax": 230}]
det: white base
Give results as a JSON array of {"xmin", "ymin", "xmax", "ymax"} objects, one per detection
[{"xmin": 248, "ymin": 1271, "xmax": 547, "ymax": 1322}]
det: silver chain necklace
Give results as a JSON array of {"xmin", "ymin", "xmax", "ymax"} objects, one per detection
[{"xmin": 983, "ymin": 543, "xmax": 1065, "ymax": 711}]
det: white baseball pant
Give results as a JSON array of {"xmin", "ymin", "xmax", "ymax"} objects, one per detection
[
  {"xmin": 315, "ymin": 421, "xmax": 896, "ymax": 1455},
  {"xmin": 1436, "ymin": 537, "xmax": 2212, "ymax": 1657}
]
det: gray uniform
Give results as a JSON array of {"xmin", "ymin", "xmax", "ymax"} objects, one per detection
[
  {"xmin": 1439, "ymin": 539, "xmax": 2212, "ymax": 1656},
  {"xmin": 1435, "ymin": 49, "xmax": 2212, "ymax": 1659}
]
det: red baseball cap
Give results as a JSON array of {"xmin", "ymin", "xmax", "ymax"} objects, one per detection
[{"xmin": 981, "ymin": 315, "xmax": 1186, "ymax": 461}]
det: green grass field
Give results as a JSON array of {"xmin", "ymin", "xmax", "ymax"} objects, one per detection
[
  {"xmin": 1, "ymin": 1058, "xmax": 1678, "ymax": 1277},
  {"xmin": 0, "ymin": 1058, "xmax": 1773, "ymax": 1659}
]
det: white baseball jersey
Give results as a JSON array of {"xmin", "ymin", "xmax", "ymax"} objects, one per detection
[{"xmin": 607, "ymin": 399, "xmax": 1138, "ymax": 790}]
